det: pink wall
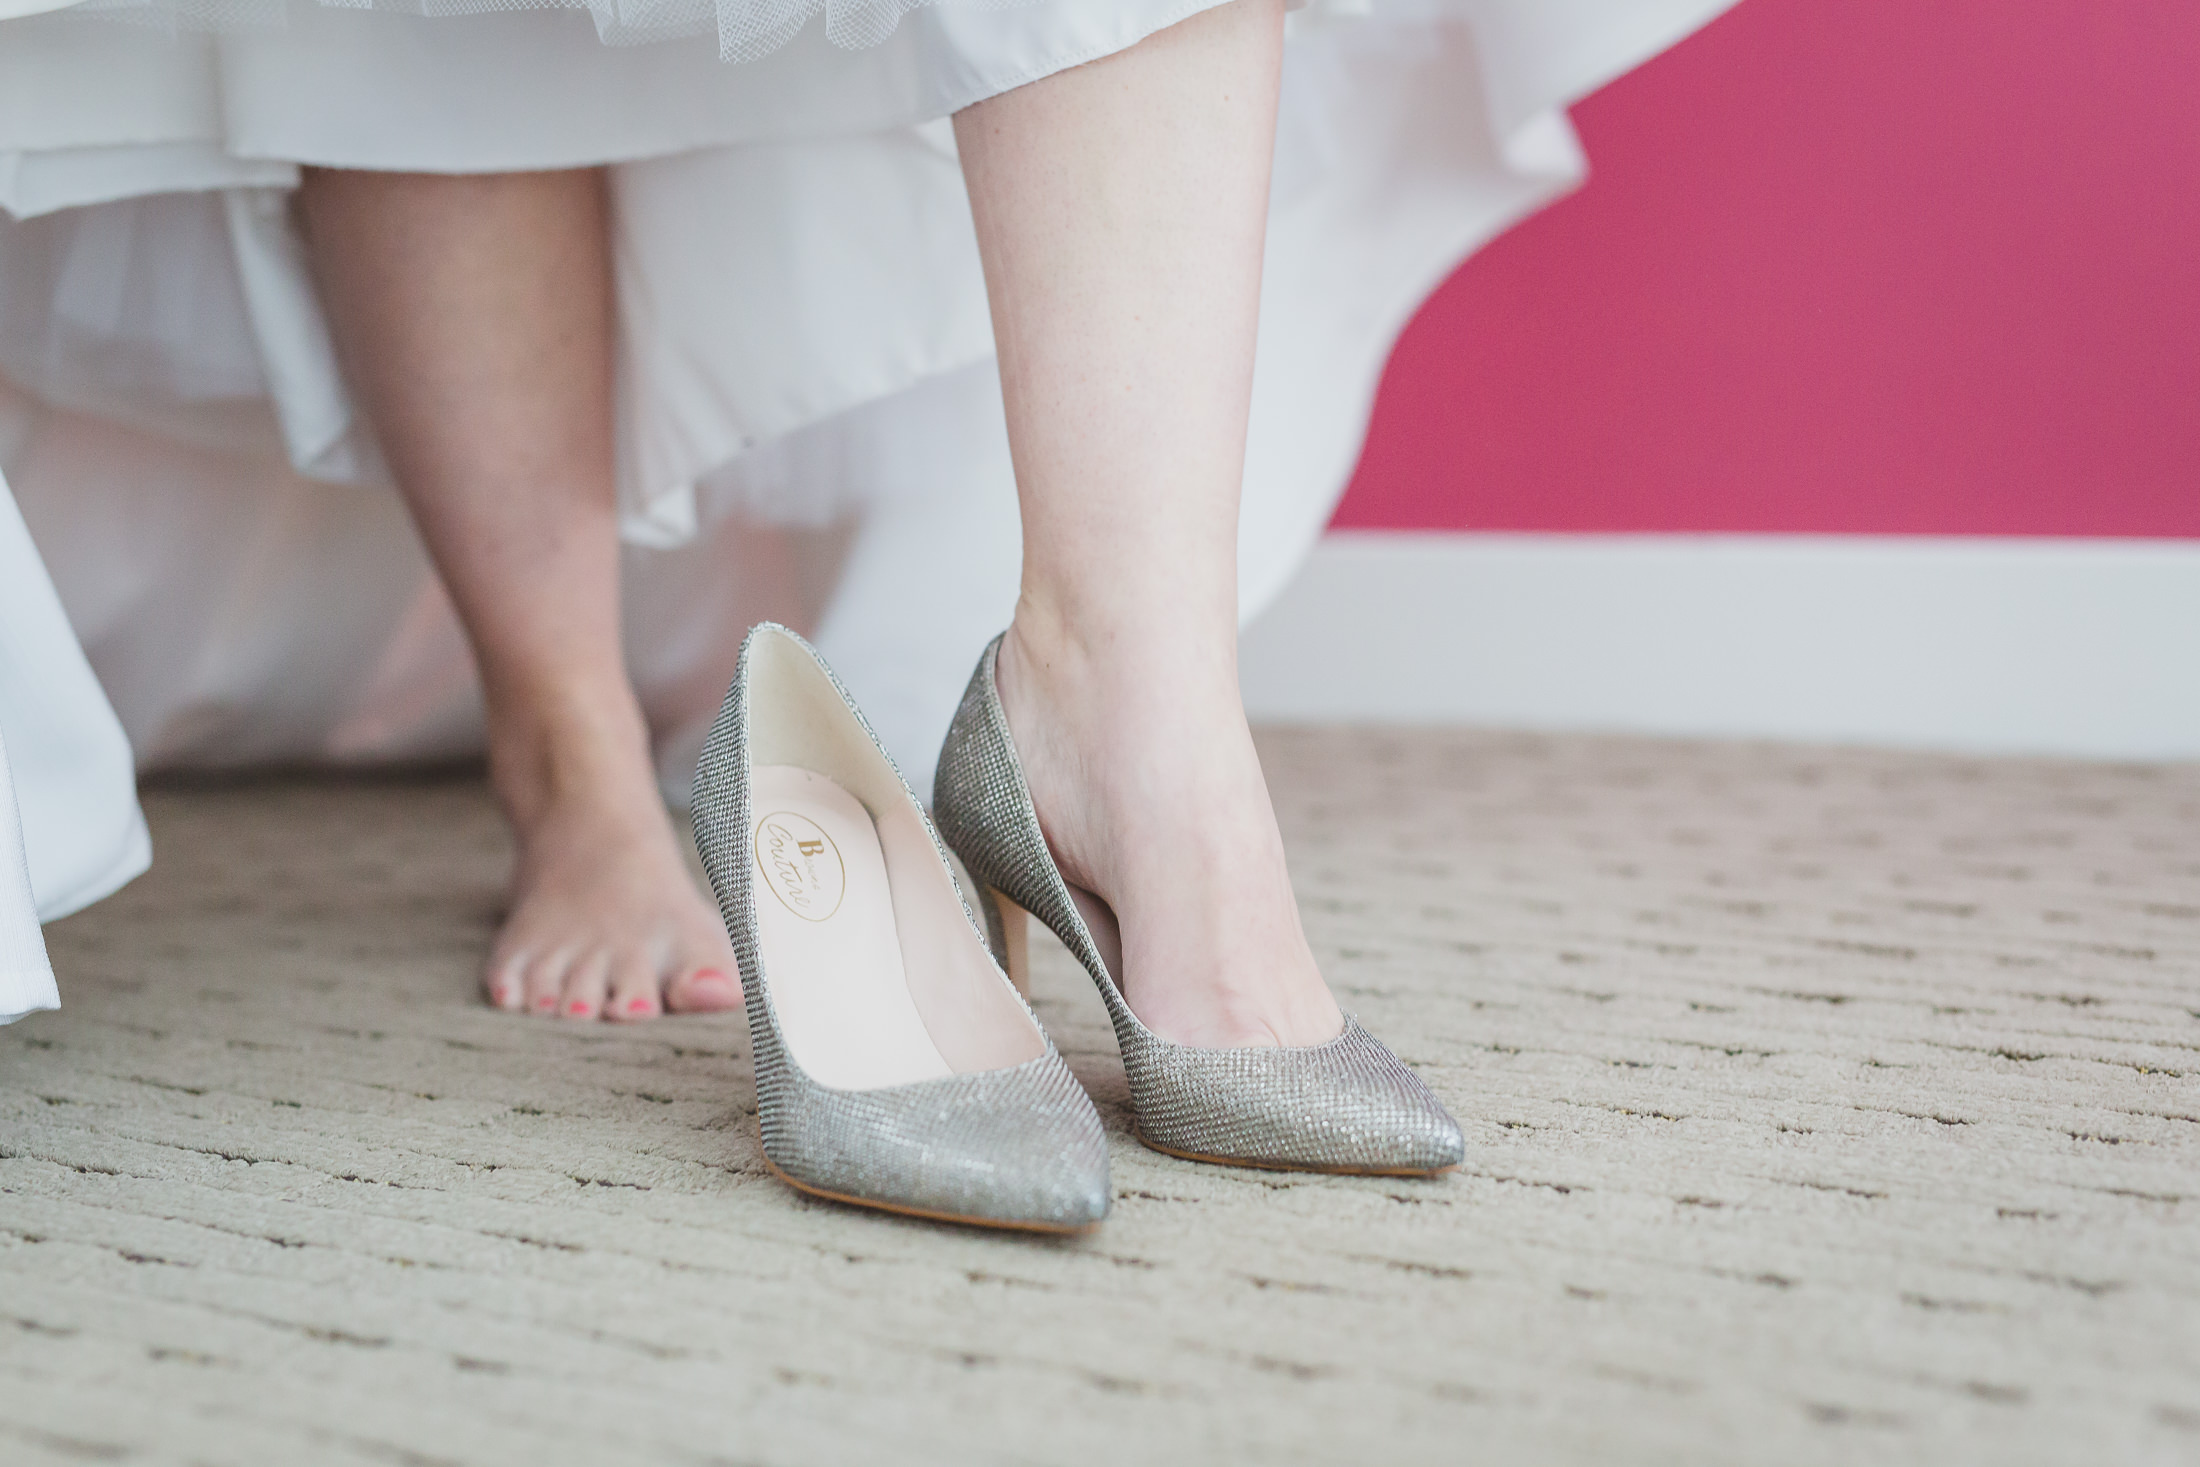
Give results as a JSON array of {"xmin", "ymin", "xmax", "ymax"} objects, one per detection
[{"xmin": 1335, "ymin": 0, "xmax": 2200, "ymax": 538}]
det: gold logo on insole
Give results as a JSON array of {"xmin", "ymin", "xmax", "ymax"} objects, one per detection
[{"xmin": 754, "ymin": 812, "xmax": 846, "ymax": 921}]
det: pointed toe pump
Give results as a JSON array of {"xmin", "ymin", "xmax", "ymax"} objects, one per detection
[
  {"xmin": 933, "ymin": 636, "xmax": 1466, "ymax": 1177},
  {"xmin": 691, "ymin": 624, "xmax": 1110, "ymax": 1232}
]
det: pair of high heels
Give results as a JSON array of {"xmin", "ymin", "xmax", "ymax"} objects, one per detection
[{"xmin": 691, "ymin": 624, "xmax": 1463, "ymax": 1234}]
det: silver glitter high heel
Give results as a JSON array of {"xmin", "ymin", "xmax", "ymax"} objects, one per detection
[
  {"xmin": 691, "ymin": 624, "xmax": 1110, "ymax": 1232},
  {"xmin": 933, "ymin": 635, "xmax": 1466, "ymax": 1177}
]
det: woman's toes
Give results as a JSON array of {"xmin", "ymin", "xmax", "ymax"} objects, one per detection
[
  {"xmin": 559, "ymin": 950, "xmax": 613, "ymax": 1021},
  {"xmin": 523, "ymin": 951, "xmax": 572, "ymax": 1017},
  {"xmin": 606, "ymin": 953, "xmax": 662, "ymax": 1022},
  {"xmin": 483, "ymin": 951, "xmax": 528, "ymax": 1011},
  {"xmin": 664, "ymin": 963, "xmax": 740, "ymax": 1014}
]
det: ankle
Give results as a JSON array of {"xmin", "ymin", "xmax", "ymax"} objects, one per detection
[
  {"xmin": 483, "ymin": 673, "xmax": 656, "ymax": 834},
  {"xmin": 998, "ymin": 608, "xmax": 1282, "ymax": 905},
  {"xmin": 1002, "ymin": 599, "xmax": 1240, "ymax": 722}
]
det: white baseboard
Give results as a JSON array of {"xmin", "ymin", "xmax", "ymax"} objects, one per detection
[{"xmin": 1239, "ymin": 532, "xmax": 2200, "ymax": 760}]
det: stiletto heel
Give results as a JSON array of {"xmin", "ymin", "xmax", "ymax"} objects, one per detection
[
  {"xmin": 983, "ymin": 886, "xmax": 1031, "ymax": 998},
  {"xmin": 934, "ymin": 635, "xmax": 1466, "ymax": 1176},
  {"xmin": 691, "ymin": 623, "xmax": 1110, "ymax": 1232}
]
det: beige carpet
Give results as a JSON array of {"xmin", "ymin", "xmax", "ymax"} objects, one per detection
[{"xmin": 1, "ymin": 730, "xmax": 2195, "ymax": 1465}]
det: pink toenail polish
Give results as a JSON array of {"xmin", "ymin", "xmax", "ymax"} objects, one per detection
[
  {"xmin": 568, "ymin": 1000, "xmax": 592, "ymax": 1016},
  {"xmin": 695, "ymin": 968, "xmax": 733, "ymax": 988},
  {"xmin": 627, "ymin": 997, "xmax": 653, "ymax": 1014},
  {"xmin": 535, "ymin": 996, "xmax": 556, "ymax": 1010}
]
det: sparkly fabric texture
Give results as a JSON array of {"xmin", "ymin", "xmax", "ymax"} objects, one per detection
[
  {"xmin": 933, "ymin": 637, "xmax": 1467, "ymax": 1174},
  {"xmin": 691, "ymin": 623, "xmax": 1109, "ymax": 1228}
]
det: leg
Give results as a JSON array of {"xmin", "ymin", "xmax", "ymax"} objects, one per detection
[
  {"xmin": 954, "ymin": 0, "xmax": 1341, "ymax": 1047},
  {"xmin": 296, "ymin": 167, "xmax": 738, "ymax": 1021}
]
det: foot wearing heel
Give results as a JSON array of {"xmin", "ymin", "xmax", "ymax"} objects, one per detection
[{"xmin": 993, "ymin": 616, "xmax": 1343, "ymax": 1050}]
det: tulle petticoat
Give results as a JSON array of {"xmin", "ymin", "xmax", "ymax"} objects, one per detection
[{"xmin": 58, "ymin": 0, "xmax": 1203, "ymax": 62}]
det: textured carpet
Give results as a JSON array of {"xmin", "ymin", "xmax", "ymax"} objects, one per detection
[{"xmin": 1, "ymin": 731, "xmax": 2195, "ymax": 1465}]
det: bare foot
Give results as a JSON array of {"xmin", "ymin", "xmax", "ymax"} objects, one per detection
[
  {"xmin": 480, "ymin": 687, "xmax": 739, "ymax": 1022},
  {"xmin": 994, "ymin": 618, "xmax": 1343, "ymax": 1049}
]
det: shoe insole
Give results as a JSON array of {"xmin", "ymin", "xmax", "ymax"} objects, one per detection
[{"xmin": 750, "ymin": 764, "xmax": 954, "ymax": 1091}]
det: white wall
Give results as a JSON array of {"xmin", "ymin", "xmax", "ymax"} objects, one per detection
[{"xmin": 1240, "ymin": 532, "xmax": 2200, "ymax": 760}]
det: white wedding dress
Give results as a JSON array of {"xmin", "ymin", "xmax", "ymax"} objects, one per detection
[
  {"xmin": 0, "ymin": 463, "xmax": 149, "ymax": 1022},
  {"xmin": 0, "ymin": 0, "xmax": 1732, "ymax": 1020}
]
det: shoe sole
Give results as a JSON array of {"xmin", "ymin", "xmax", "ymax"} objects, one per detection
[
  {"xmin": 1134, "ymin": 1127, "xmax": 1460, "ymax": 1178},
  {"xmin": 759, "ymin": 1149, "xmax": 1104, "ymax": 1235}
]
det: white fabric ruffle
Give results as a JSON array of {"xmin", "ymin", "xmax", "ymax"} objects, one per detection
[
  {"xmin": 0, "ymin": 461, "xmax": 150, "ymax": 1023},
  {"xmin": 0, "ymin": 0, "xmax": 1735, "ymax": 824},
  {"xmin": 0, "ymin": 729, "xmax": 58, "ymax": 1026}
]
